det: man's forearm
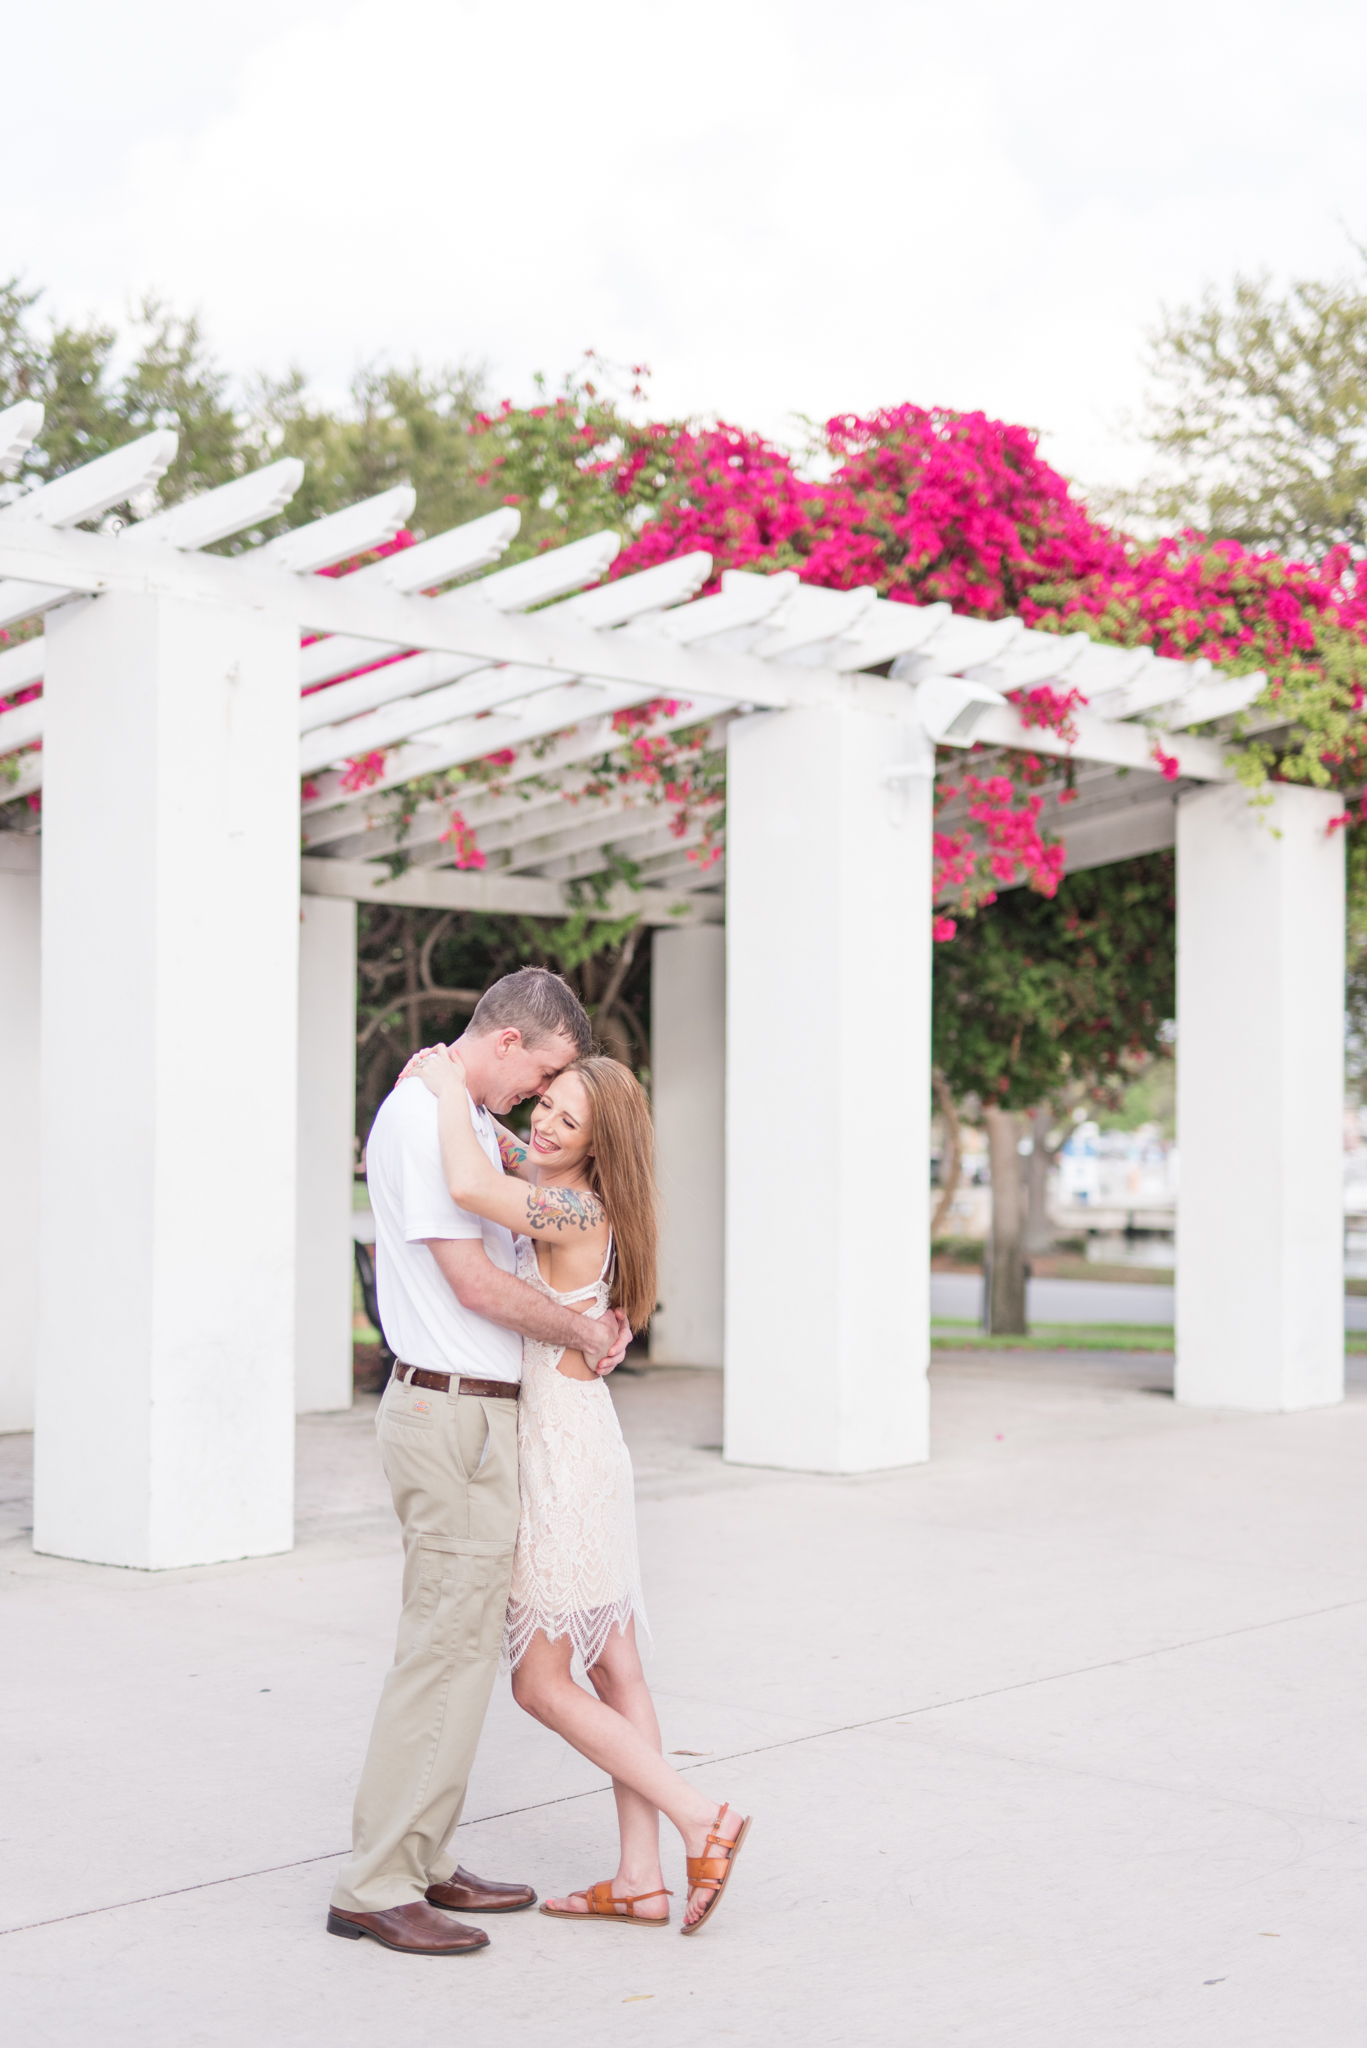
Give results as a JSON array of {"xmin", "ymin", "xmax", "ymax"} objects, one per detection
[{"xmin": 470, "ymin": 1265, "xmax": 606, "ymax": 1354}]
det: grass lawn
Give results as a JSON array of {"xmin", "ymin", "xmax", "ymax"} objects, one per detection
[
  {"xmin": 932, "ymin": 1320, "xmax": 1173, "ymax": 1353},
  {"xmin": 932, "ymin": 1319, "xmax": 1367, "ymax": 1354},
  {"xmin": 933, "ymin": 1254, "xmax": 1367, "ymax": 1298}
]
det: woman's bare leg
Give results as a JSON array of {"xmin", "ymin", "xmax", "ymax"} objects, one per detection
[
  {"xmin": 512, "ymin": 1625, "xmax": 743, "ymax": 1925},
  {"xmin": 585, "ymin": 1624, "xmax": 665, "ymax": 1911}
]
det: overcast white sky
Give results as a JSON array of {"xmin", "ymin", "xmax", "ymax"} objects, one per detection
[{"xmin": 5, "ymin": 0, "xmax": 1366, "ymax": 497}]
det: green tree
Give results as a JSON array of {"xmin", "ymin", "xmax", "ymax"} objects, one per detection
[
  {"xmin": 245, "ymin": 352, "xmax": 675, "ymax": 561},
  {"xmin": 354, "ymin": 903, "xmax": 649, "ymax": 1143},
  {"xmin": 463, "ymin": 355, "xmax": 686, "ymax": 560},
  {"xmin": 933, "ymin": 853, "xmax": 1176, "ymax": 1332},
  {"xmin": 246, "ymin": 360, "xmax": 497, "ymax": 541},
  {"xmin": 0, "ymin": 281, "xmax": 245, "ymax": 512},
  {"xmin": 1130, "ymin": 264, "xmax": 1367, "ymax": 554}
]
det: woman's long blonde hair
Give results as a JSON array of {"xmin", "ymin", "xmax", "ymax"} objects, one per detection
[{"xmin": 571, "ymin": 1055, "xmax": 659, "ymax": 1332}]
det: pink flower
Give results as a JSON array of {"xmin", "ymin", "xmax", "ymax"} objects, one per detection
[
  {"xmin": 438, "ymin": 808, "xmax": 486, "ymax": 870},
  {"xmin": 1012, "ymin": 683, "xmax": 1086, "ymax": 746},
  {"xmin": 340, "ymin": 751, "xmax": 389, "ymax": 794}
]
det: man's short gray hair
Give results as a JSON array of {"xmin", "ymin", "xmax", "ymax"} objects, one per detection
[{"xmin": 468, "ymin": 967, "xmax": 592, "ymax": 1057}]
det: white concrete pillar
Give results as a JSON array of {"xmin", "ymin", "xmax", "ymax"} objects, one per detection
[
  {"xmin": 723, "ymin": 700, "xmax": 933, "ymax": 1472},
  {"xmin": 296, "ymin": 894, "xmax": 357, "ymax": 1412},
  {"xmin": 0, "ymin": 837, "xmax": 40, "ymax": 1433},
  {"xmin": 34, "ymin": 591, "xmax": 301, "ymax": 1568},
  {"xmin": 1176, "ymin": 780, "xmax": 1345, "ymax": 1410},
  {"xmin": 650, "ymin": 923, "xmax": 724, "ymax": 1367}
]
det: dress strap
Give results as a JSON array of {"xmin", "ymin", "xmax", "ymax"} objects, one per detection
[{"xmin": 598, "ymin": 1230, "xmax": 615, "ymax": 1283}]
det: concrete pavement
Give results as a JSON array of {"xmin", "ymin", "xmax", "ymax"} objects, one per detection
[{"xmin": 3, "ymin": 1356, "xmax": 1366, "ymax": 2045}]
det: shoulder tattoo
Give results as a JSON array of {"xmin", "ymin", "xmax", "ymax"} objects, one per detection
[
  {"xmin": 524, "ymin": 1185, "xmax": 606, "ymax": 1234},
  {"xmin": 496, "ymin": 1129, "xmax": 528, "ymax": 1173}
]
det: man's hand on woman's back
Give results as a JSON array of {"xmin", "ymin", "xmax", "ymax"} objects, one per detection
[{"xmin": 590, "ymin": 1310, "xmax": 632, "ymax": 1376}]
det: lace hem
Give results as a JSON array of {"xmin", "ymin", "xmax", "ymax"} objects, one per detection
[{"xmin": 503, "ymin": 1592, "xmax": 650, "ymax": 1674}]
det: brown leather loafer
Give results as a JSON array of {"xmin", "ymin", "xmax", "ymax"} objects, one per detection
[
  {"xmin": 326, "ymin": 1901, "xmax": 489, "ymax": 1954},
  {"xmin": 426, "ymin": 1865, "xmax": 537, "ymax": 1914}
]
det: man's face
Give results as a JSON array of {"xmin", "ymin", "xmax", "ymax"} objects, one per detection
[{"xmin": 486, "ymin": 1028, "xmax": 579, "ymax": 1115}]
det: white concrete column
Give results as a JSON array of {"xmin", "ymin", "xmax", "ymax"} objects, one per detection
[
  {"xmin": 1176, "ymin": 780, "xmax": 1345, "ymax": 1411},
  {"xmin": 0, "ymin": 837, "xmax": 40, "ymax": 1433},
  {"xmin": 650, "ymin": 923, "xmax": 724, "ymax": 1366},
  {"xmin": 34, "ymin": 590, "xmax": 301, "ymax": 1568},
  {"xmin": 296, "ymin": 893, "xmax": 357, "ymax": 1413},
  {"xmin": 723, "ymin": 700, "xmax": 933, "ymax": 1472}
]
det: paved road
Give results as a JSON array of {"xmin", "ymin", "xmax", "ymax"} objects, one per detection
[{"xmin": 933, "ymin": 1271, "xmax": 1367, "ymax": 1329}]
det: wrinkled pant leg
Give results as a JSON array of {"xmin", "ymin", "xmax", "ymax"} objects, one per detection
[{"xmin": 331, "ymin": 1383, "xmax": 518, "ymax": 1913}]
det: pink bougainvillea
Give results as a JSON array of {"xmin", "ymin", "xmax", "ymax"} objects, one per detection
[
  {"xmin": 604, "ymin": 405, "xmax": 1367, "ymax": 928},
  {"xmin": 934, "ymin": 773, "xmax": 1066, "ymax": 916},
  {"xmin": 439, "ymin": 808, "xmax": 486, "ymax": 870},
  {"xmin": 609, "ymin": 407, "xmax": 1129, "ymax": 615},
  {"xmin": 285, "ymin": 393, "xmax": 1367, "ymax": 923},
  {"xmin": 1011, "ymin": 684, "xmax": 1087, "ymax": 747},
  {"xmin": 339, "ymin": 750, "xmax": 389, "ymax": 795}
]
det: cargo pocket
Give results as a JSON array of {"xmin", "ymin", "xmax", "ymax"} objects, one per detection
[{"xmin": 419, "ymin": 1534, "xmax": 516, "ymax": 1663}]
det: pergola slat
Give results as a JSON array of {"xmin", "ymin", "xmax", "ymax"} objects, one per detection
[
  {"xmin": 0, "ymin": 399, "xmax": 44, "ymax": 471},
  {"xmin": 0, "ymin": 428, "xmax": 180, "ymax": 628},
  {"xmin": 256, "ymin": 486, "xmax": 415, "ymax": 572}
]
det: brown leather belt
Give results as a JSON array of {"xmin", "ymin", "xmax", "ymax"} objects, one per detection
[{"xmin": 395, "ymin": 1362, "xmax": 519, "ymax": 1401}]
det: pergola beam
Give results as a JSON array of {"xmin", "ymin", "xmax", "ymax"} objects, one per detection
[
  {"xmin": 519, "ymin": 816, "xmax": 704, "ymax": 885},
  {"xmin": 945, "ymin": 698, "xmax": 1233, "ymax": 780},
  {"xmin": 300, "ymin": 855, "xmax": 721, "ymax": 923},
  {"xmin": 0, "ymin": 521, "xmax": 799, "ymax": 713}
]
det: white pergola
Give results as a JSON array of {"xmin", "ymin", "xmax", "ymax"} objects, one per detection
[{"xmin": 0, "ymin": 401, "xmax": 1345, "ymax": 1569}]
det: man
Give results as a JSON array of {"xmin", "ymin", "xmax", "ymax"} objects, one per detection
[{"xmin": 327, "ymin": 967, "xmax": 629, "ymax": 1957}]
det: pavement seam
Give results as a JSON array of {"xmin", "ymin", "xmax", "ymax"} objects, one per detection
[
  {"xmin": 6, "ymin": 1585, "xmax": 1364, "ymax": 1941},
  {"xmin": 0, "ymin": 1851, "xmax": 350, "ymax": 1939}
]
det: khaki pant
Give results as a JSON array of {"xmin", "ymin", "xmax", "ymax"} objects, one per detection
[{"xmin": 330, "ymin": 1372, "xmax": 521, "ymax": 1913}]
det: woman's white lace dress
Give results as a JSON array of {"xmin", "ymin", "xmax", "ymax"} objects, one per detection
[{"xmin": 503, "ymin": 1233, "xmax": 649, "ymax": 1671}]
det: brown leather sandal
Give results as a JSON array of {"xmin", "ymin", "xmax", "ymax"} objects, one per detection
[
  {"xmin": 680, "ymin": 1803, "xmax": 752, "ymax": 1937},
  {"xmin": 540, "ymin": 1880, "xmax": 672, "ymax": 1927}
]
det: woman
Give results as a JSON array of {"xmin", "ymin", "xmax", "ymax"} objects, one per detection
[{"xmin": 406, "ymin": 1044, "xmax": 751, "ymax": 1936}]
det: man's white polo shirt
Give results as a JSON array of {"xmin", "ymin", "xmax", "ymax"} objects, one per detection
[{"xmin": 364, "ymin": 1077, "xmax": 521, "ymax": 1384}]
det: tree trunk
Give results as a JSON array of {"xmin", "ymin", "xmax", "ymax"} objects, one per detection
[
  {"xmin": 984, "ymin": 1103, "xmax": 1028, "ymax": 1335},
  {"xmin": 1024, "ymin": 1104, "xmax": 1055, "ymax": 1255},
  {"xmin": 930, "ymin": 1067, "xmax": 963, "ymax": 1239}
]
